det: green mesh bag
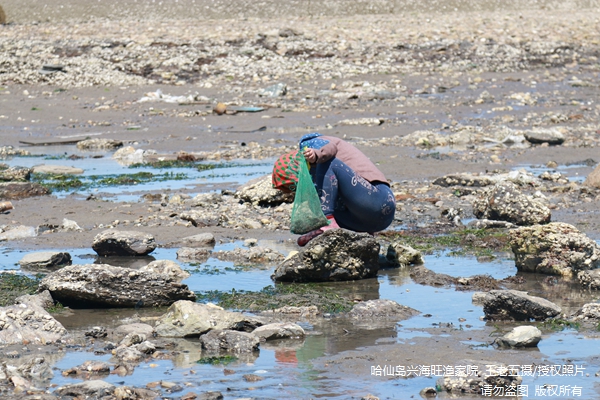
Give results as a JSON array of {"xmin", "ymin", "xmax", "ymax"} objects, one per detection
[{"xmin": 290, "ymin": 154, "xmax": 329, "ymax": 234}]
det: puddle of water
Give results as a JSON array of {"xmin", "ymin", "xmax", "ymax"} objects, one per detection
[
  {"xmin": 2, "ymin": 153, "xmax": 274, "ymax": 201},
  {"xmin": 517, "ymin": 163, "xmax": 589, "ymax": 183}
]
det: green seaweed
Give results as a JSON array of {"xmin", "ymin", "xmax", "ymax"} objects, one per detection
[
  {"xmin": 197, "ymin": 355, "xmax": 238, "ymax": 365},
  {"xmin": 0, "ymin": 274, "xmax": 41, "ymax": 307},
  {"xmin": 196, "ymin": 284, "xmax": 354, "ymax": 314}
]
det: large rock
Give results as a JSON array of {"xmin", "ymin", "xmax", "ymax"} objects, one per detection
[
  {"xmin": 577, "ymin": 269, "xmax": 600, "ymax": 289},
  {"xmin": 177, "ymin": 233, "xmax": 216, "ymax": 247},
  {"xmin": 272, "ymin": 229, "xmax": 380, "ymax": 282},
  {"xmin": 494, "ymin": 326, "xmax": 542, "ymax": 347},
  {"xmin": 76, "ymin": 138, "xmax": 122, "ymax": 150},
  {"xmin": 38, "ymin": 264, "xmax": 196, "ymax": 308},
  {"xmin": 200, "ymin": 329, "xmax": 260, "ymax": 353},
  {"xmin": 573, "ymin": 303, "xmax": 600, "ymax": 321},
  {"xmin": 0, "ymin": 303, "xmax": 70, "ymax": 345},
  {"xmin": 478, "ymin": 290, "xmax": 561, "ymax": 321},
  {"xmin": 509, "ymin": 222, "xmax": 600, "ymax": 276},
  {"xmin": 472, "ymin": 181, "xmax": 551, "ymax": 226},
  {"xmin": 252, "ymin": 323, "xmax": 305, "ymax": 341},
  {"xmin": 154, "ymin": 301, "xmax": 262, "ymax": 338},
  {"xmin": 0, "ymin": 166, "xmax": 31, "ymax": 182},
  {"xmin": 0, "ymin": 182, "xmax": 49, "ymax": 199},
  {"xmin": 381, "ymin": 242, "xmax": 423, "ymax": 267},
  {"xmin": 31, "ymin": 165, "xmax": 84, "ymax": 175},
  {"xmin": 583, "ymin": 162, "xmax": 600, "ymax": 189},
  {"xmin": 92, "ymin": 229, "xmax": 157, "ymax": 256},
  {"xmin": 19, "ymin": 251, "xmax": 72, "ymax": 269},
  {"xmin": 235, "ymin": 175, "xmax": 293, "ymax": 206},
  {"xmin": 179, "ymin": 210, "xmax": 220, "ymax": 227},
  {"xmin": 54, "ymin": 380, "xmax": 116, "ymax": 398},
  {"xmin": 432, "ymin": 174, "xmax": 494, "ymax": 187},
  {"xmin": 348, "ymin": 299, "xmax": 419, "ymax": 320},
  {"xmin": 438, "ymin": 361, "xmax": 522, "ymax": 396},
  {"xmin": 140, "ymin": 260, "xmax": 190, "ymax": 281},
  {"xmin": 523, "ymin": 127, "xmax": 565, "ymax": 145},
  {"xmin": 0, "ymin": 225, "xmax": 36, "ymax": 241}
]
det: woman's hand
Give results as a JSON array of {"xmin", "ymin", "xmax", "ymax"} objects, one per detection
[{"xmin": 303, "ymin": 147, "xmax": 317, "ymax": 163}]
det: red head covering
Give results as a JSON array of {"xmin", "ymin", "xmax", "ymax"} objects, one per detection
[{"xmin": 272, "ymin": 150, "xmax": 300, "ymax": 193}]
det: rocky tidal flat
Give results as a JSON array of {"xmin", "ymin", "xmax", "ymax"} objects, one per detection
[{"xmin": 1, "ymin": 1, "xmax": 600, "ymax": 399}]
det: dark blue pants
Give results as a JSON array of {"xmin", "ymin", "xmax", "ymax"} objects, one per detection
[{"xmin": 311, "ymin": 158, "xmax": 396, "ymax": 232}]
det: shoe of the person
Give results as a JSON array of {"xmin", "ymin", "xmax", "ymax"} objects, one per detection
[
  {"xmin": 297, "ymin": 228, "xmax": 324, "ymax": 246},
  {"xmin": 297, "ymin": 216, "xmax": 340, "ymax": 246}
]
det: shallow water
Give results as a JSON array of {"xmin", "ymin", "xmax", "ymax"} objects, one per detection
[
  {"xmin": 2, "ymin": 151, "xmax": 273, "ymax": 201},
  {"xmin": 3, "ymin": 239, "xmax": 600, "ymax": 397}
]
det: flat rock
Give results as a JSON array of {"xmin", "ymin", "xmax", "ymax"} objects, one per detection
[
  {"xmin": 38, "ymin": 264, "xmax": 196, "ymax": 308},
  {"xmin": 154, "ymin": 300, "xmax": 262, "ymax": 338},
  {"xmin": 140, "ymin": 260, "xmax": 190, "ymax": 281},
  {"xmin": 235, "ymin": 175, "xmax": 293, "ymax": 206},
  {"xmin": 177, "ymin": 232, "xmax": 216, "ymax": 247},
  {"xmin": 523, "ymin": 127, "xmax": 565, "ymax": 145},
  {"xmin": 92, "ymin": 229, "xmax": 157, "ymax": 256},
  {"xmin": 480, "ymin": 290, "xmax": 561, "ymax": 321},
  {"xmin": 200, "ymin": 329, "xmax": 260, "ymax": 353},
  {"xmin": 494, "ymin": 325, "xmax": 542, "ymax": 347},
  {"xmin": 348, "ymin": 299, "xmax": 419, "ymax": 320},
  {"xmin": 0, "ymin": 302, "xmax": 70, "ymax": 345},
  {"xmin": 54, "ymin": 380, "xmax": 116, "ymax": 398},
  {"xmin": 76, "ymin": 138, "xmax": 122, "ymax": 150},
  {"xmin": 433, "ymin": 173, "xmax": 494, "ymax": 187},
  {"xmin": 19, "ymin": 251, "xmax": 72, "ymax": 269},
  {"xmin": 0, "ymin": 225, "xmax": 36, "ymax": 241},
  {"xmin": 31, "ymin": 165, "xmax": 84, "ymax": 175},
  {"xmin": 0, "ymin": 182, "xmax": 49, "ymax": 199},
  {"xmin": 252, "ymin": 323, "xmax": 305, "ymax": 341}
]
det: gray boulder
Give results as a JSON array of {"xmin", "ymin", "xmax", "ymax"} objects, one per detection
[
  {"xmin": 235, "ymin": 175, "xmax": 293, "ymax": 206},
  {"xmin": 154, "ymin": 300, "xmax": 262, "ymax": 338},
  {"xmin": 200, "ymin": 329, "xmax": 260, "ymax": 353},
  {"xmin": 38, "ymin": 264, "xmax": 196, "ymax": 308},
  {"xmin": 19, "ymin": 251, "xmax": 71, "ymax": 269},
  {"xmin": 0, "ymin": 225, "xmax": 36, "ymax": 241},
  {"xmin": 140, "ymin": 260, "xmax": 190, "ymax": 281},
  {"xmin": 348, "ymin": 299, "xmax": 419, "ymax": 320},
  {"xmin": 76, "ymin": 138, "xmax": 122, "ymax": 150},
  {"xmin": 438, "ymin": 361, "xmax": 522, "ymax": 396},
  {"xmin": 381, "ymin": 242, "xmax": 423, "ymax": 267},
  {"xmin": 92, "ymin": 229, "xmax": 156, "ymax": 256},
  {"xmin": 0, "ymin": 182, "xmax": 49, "ymax": 199},
  {"xmin": 54, "ymin": 380, "xmax": 116, "ymax": 398},
  {"xmin": 0, "ymin": 303, "xmax": 70, "ymax": 345},
  {"xmin": 494, "ymin": 326, "xmax": 542, "ymax": 347},
  {"xmin": 583, "ymin": 162, "xmax": 600, "ymax": 189},
  {"xmin": 433, "ymin": 174, "xmax": 494, "ymax": 187},
  {"xmin": 573, "ymin": 303, "xmax": 600, "ymax": 321},
  {"xmin": 509, "ymin": 222, "xmax": 600, "ymax": 276},
  {"xmin": 578, "ymin": 269, "xmax": 600, "ymax": 289},
  {"xmin": 523, "ymin": 127, "xmax": 565, "ymax": 145},
  {"xmin": 15, "ymin": 290, "xmax": 55, "ymax": 311},
  {"xmin": 473, "ymin": 181, "xmax": 551, "ymax": 226},
  {"xmin": 177, "ymin": 232, "xmax": 216, "ymax": 247},
  {"xmin": 31, "ymin": 165, "xmax": 84, "ymax": 175},
  {"xmin": 179, "ymin": 210, "xmax": 220, "ymax": 227},
  {"xmin": 213, "ymin": 246, "xmax": 285, "ymax": 264},
  {"xmin": 188, "ymin": 192, "xmax": 224, "ymax": 207},
  {"xmin": 479, "ymin": 290, "xmax": 561, "ymax": 321},
  {"xmin": 177, "ymin": 247, "xmax": 212, "ymax": 263},
  {"xmin": 0, "ymin": 166, "xmax": 31, "ymax": 182},
  {"xmin": 252, "ymin": 323, "xmax": 305, "ymax": 341},
  {"xmin": 272, "ymin": 229, "xmax": 380, "ymax": 282}
]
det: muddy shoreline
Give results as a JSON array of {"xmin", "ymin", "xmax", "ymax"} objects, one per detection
[{"xmin": 1, "ymin": 2, "xmax": 600, "ymax": 399}]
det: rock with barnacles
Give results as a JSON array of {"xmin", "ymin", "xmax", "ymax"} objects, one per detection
[{"xmin": 473, "ymin": 181, "xmax": 550, "ymax": 226}]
